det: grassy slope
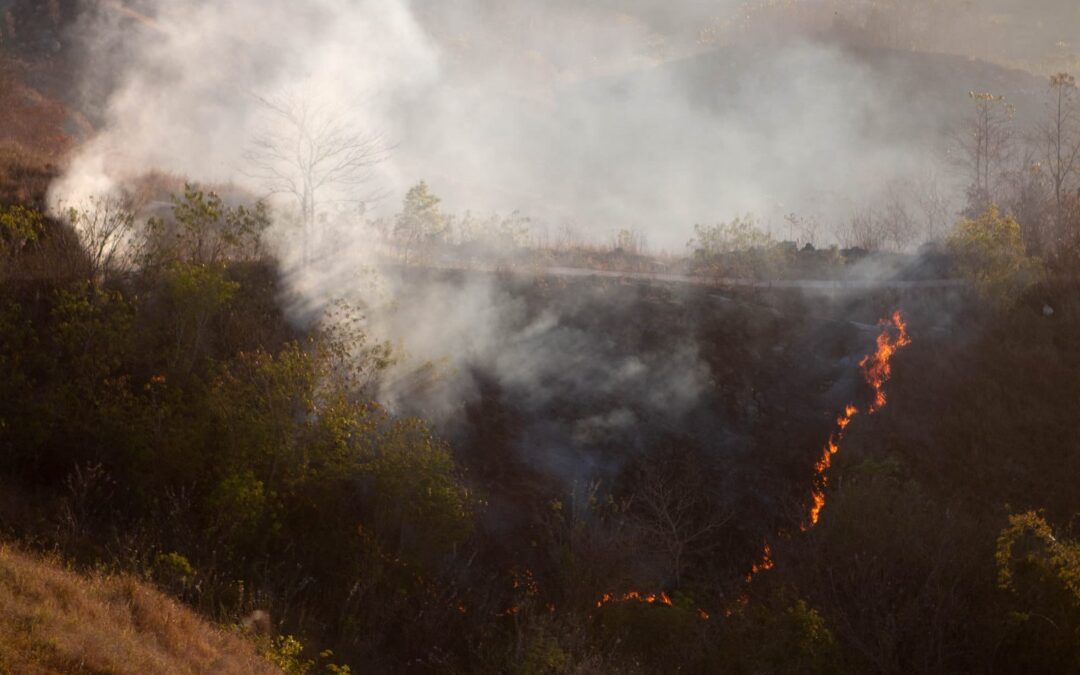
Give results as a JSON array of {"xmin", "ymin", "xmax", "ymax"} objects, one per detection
[{"xmin": 0, "ymin": 545, "xmax": 279, "ymax": 674}]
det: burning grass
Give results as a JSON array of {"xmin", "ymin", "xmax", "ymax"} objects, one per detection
[{"xmin": 804, "ymin": 310, "xmax": 911, "ymax": 530}]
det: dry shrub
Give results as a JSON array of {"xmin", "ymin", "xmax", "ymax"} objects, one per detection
[{"xmin": 0, "ymin": 545, "xmax": 280, "ymax": 674}]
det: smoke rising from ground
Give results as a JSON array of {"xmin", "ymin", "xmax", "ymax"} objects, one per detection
[
  {"xmin": 43, "ymin": 0, "xmax": 1068, "ymax": 484},
  {"xmin": 52, "ymin": 0, "xmax": 1032, "ymax": 248}
]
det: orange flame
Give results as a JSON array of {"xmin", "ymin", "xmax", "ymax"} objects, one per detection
[
  {"xmin": 803, "ymin": 311, "xmax": 911, "ymax": 530},
  {"xmin": 499, "ymin": 568, "xmax": 540, "ymax": 617},
  {"xmin": 859, "ymin": 311, "xmax": 911, "ymax": 414},
  {"xmin": 744, "ymin": 543, "xmax": 774, "ymax": 584},
  {"xmin": 595, "ymin": 591, "xmax": 673, "ymax": 609},
  {"xmin": 728, "ymin": 312, "xmax": 911, "ymax": 614}
]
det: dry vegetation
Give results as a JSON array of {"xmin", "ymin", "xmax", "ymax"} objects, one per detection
[
  {"xmin": 3, "ymin": 2, "xmax": 1080, "ymax": 673},
  {"xmin": 0, "ymin": 545, "xmax": 279, "ymax": 674}
]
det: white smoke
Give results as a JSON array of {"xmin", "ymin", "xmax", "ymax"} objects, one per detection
[
  {"xmin": 42, "ymin": 0, "xmax": 1050, "ymax": 483},
  {"xmin": 51, "ymin": 0, "xmax": 439, "ymax": 209},
  {"xmin": 52, "ymin": 0, "xmax": 989, "ymax": 250}
]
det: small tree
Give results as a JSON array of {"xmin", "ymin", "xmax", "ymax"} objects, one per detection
[
  {"xmin": 947, "ymin": 205, "xmax": 1042, "ymax": 308},
  {"xmin": 0, "ymin": 205, "xmax": 44, "ymax": 265},
  {"xmin": 688, "ymin": 215, "xmax": 780, "ymax": 280},
  {"xmin": 393, "ymin": 181, "xmax": 447, "ymax": 264}
]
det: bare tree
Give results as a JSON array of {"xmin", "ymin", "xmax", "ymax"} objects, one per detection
[
  {"xmin": 1039, "ymin": 73, "xmax": 1080, "ymax": 241},
  {"xmin": 245, "ymin": 91, "xmax": 389, "ymax": 266},
  {"xmin": 628, "ymin": 450, "xmax": 731, "ymax": 587},
  {"xmin": 957, "ymin": 92, "xmax": 1015, "ymax": 216},
  {"xmin": 784, "ymin": 212, "xmax": 821, "ymax": 249},
  {"xmin": 910, "ymin": 169, "xmax": 955, "ymax": 244},
  {"xmin": 880, "ymin": 179, "xmax": 918, "ymax": 251},
  {"xmin": 1000, "ymin": 149, "xmax": 1051, "ymax": 255},
  {"xmin": 65, "ymin": 195, "xmax": 136, "ymax": 283},
  {"xmin": 840, "ymin": 207, "xmax": 884, "ymax": 251}
]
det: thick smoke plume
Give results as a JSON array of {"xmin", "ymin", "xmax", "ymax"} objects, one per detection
[{"xmin": 51, "ymin": 0, "xmax": 1019, "ymax": 248}]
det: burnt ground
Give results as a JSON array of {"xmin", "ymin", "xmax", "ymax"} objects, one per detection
[{"xmin": 381, "ymin": 268, "xmax": 968, "ymax": 599}]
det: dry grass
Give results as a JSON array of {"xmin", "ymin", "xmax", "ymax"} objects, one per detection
[
  {"xmin": 0, "ymin": 142, "xmax": 59, "ymax": 209},
  {"xmin": 0, "ymin": 545, "xmax": 280, "ymax": 674}
]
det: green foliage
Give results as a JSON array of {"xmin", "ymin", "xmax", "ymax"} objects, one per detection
[
  {"xmin": 511, "ymin": 625, "xmax": 570, "ymax": 675},
  {"xmin": 718, "ymin": 596, "xmax": 843, "ymax": 674},
  {"xmin": 50, "ymin": 283, "xmax": 135, "ymax": 387},
  {"xmin": 162, "ymin": 262, "xmax": 240, "ymax": 374},
  {"xmin": 993, "ymin": 512, "xmax": 1080, "ymax": 672},
  {"xmin": 317, "ymin": 300, "xmax": 396, "ymax": 396},
  {"xmin": 265, "ymin": 634, "xmax": 314, "ymax": 675},
  {"xmin": 153, "ymin": 552, "xmax": 197, "ymax": 597},
  {"xmin": 997, "ymin": 511, "xmax": 1080, "ymax": 601},
  {"xmin": 0, "ymin": 192, "xmax": 483, "ymax": 670},
  {"xmin": 687, "ymin": 215, "xmax": 787, "ymax": 279},
  {"xmin": 358, "ymin": 417, "xmax": 475, "ymax": 562},
  {"xmin": 166, "ymin": 262, "xmax": 240, "ymax": 313},
  {"xmin": 689, "ymin": 215, "xmax": 773, "ymax": 255},
  {"xmin": 206, "ymin": 471, "xmax": 268, "ymax": 537},
  {"xmin": 769, "ymin": 600, "xmax": 840, "ymax": 672},
  {"xmin": 394, "ymin": 181, "xmax": 447, "ymax": 262},
  {"xmin": 948, "ymin": 205, "xmax": 1043, "ymax": 308},
  {"xmin": 146, "ymin": 184, "xmax": 269, "ymax": 266},
  {"xmin": 0, "ymin": 204, "xmax": 44, "ymax": 252},
  {"xmin": 596, "ymin": 599, "xmax": 701, "ymax": 666},
  {"xmin": 262, "ymin": 636, "xmax": 352, "ymax": 675}
]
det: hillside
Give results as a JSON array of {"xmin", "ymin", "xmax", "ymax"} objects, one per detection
[
  {"xmin": 0, "ymin": 545, "xmax": 279, "ymax": 674},
  {"xmin": 3, "ymin": 1, "xmax": 1080, "ymax": 672}
]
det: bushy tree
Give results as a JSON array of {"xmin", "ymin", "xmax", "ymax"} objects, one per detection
[
  {"xmin": 393, "ymin": 181, "xmax": 447, "ymax": 264},
  {"xmin": 145, "ymin": 184, "xmax": 269, "ymax": 267},
  {"xmin": 687, "ymin": 216, "xmax": 784, "ymax": 279},
  {"xmin": 948, "ymin": 205, "xmax": 1042, "ymax": 308}
]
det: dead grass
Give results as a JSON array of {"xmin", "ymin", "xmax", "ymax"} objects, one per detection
[
  {"xmin": 0, "ymin": 545, "xmax": 280, "ymax": 674},
  {"xmin": 0, "ymin": 142, "xmax": 59, "ymax": 210}
]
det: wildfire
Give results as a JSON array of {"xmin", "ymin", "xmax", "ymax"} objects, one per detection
[
  {"xmin": 859, "ymin": 310, "xmax": 911, "ymax": 413},
  {"xmin": 595, "ymin": 591, "xmax": 673, "ymax": 609},
  {"xmin": 726, "ymin": 311, "xmax": 912, "ymax": 614},
  {"xmin": 594, "ymin": 314, "xmax": 911, "ymax": 620},
  {"xmin": 744, "ymin": 543, "xmax": 774, "ymax": 584},
  {"xmin": 803, "ymin": 310, "xmax": 911, "ymax": 530},
  {"xmin": 499, "ymin": 567, "xmax": 540, "ymax": 617}
]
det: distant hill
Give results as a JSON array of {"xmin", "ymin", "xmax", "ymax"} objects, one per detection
[
  {"xmin": 0, "ymin": 545, "xmax": 279, "ymax": 674},
  {"xmin": 457, "ymin": 42, "xmax": 1048, "ymax": 245},
  {"xmin": 569, "ymin": 41, "xmax": 1046, "ymax": 146}
]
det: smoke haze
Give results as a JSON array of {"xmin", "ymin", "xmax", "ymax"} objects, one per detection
[
  {"xmin": 52, "ymin": 0, "xmax": 1071, "ymax": 249},
  {"xmin": 41, "ymin": 0, "xmax": 1075, "ymax": 483}
]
